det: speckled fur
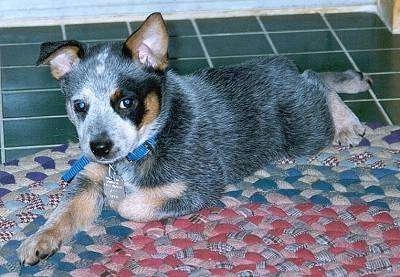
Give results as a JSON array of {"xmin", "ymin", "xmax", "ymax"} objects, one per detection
[{"xmin": 18, "ymin": 13, "xmax": 372, "ymax": 265}]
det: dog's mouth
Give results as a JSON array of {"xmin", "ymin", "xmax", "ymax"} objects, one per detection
[
  {"xmin": 87, "ymin": 147, "xmax": 127, "ymax": 164},
  {"xmin": 92, "ymin": 152, "xmax": 128, "ymax": 164},
  {"xmin": 95, "ymin": 157, "xmax": 120, "ymax": 164}
]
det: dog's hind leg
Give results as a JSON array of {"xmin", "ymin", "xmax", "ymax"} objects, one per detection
[
  {"xmin": 326, "ymin": 91, "xmax": 366, "ymax": 146},
  {"xmin": 322, "ymin": 70, "xmax": 372, "ymax": 146},
  {"xmin": 303, "ymin": 69, "xmax": 372, "ymax": 146},
  {"xmin": 17, "ymin": 163, "xmax": 106, "ymax": 266},
  {"xmin": 116, "ymin": 182, "xmax": 205, "ymax": 221}
]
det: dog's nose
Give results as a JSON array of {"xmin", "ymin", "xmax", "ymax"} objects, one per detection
[{"xmin": 90, "ymin": 138, "xmax": 113, "ymax": 157}]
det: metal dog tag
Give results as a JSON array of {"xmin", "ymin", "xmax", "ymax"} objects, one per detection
[{"xmin": 103, "ymin": 165, "xmax": 125, "ymax": 209}]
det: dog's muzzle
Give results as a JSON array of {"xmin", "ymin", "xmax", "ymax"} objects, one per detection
[{"xmin": 90, "ymin": 137, "xmax": 113, "ymax": 158}]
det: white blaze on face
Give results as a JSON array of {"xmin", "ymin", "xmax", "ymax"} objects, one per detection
[
  {"xmin": 95, "ymin": 48, "xmax": 109, "ymax": 75},
  {"xmin": 81, "ymin": 86, "xmax": 94, "ymax": 99}
]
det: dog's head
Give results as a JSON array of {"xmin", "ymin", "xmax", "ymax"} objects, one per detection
[{"xmin": 38, "ymin": 13, "xmax": 168, "ymax": 163}]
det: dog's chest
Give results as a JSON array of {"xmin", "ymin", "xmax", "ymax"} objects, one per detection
[
  {"xmin": 103, "ymin": 167, "xmax": 127, "ymax": 207},
  {"xmin": 103, "ymin": 162, "xmax": 141, "ymax": 207}
]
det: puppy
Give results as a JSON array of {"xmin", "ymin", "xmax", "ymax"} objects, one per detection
[{"xmin": 18, "ymin": 12, "xmax": 371, "ymax": 265}]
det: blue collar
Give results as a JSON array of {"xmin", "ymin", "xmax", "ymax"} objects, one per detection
[{"xmin": 61, "ymin": 136, "xmax": 157, "ymax": 182}]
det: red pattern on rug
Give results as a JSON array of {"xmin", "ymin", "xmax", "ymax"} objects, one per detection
[{"xmin": 72, "ymin": 203, "xmax": 400, "ymax": 276}]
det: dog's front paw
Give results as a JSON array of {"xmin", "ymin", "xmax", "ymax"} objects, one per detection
[
  {"xmin": 17, "ymin": 229, "xmax": 61, "ymax": 266},
  {"xmin": 333, "ymin": 115, "xmax": 365, "ymax": 147}
]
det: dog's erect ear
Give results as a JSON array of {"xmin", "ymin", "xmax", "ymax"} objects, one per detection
[
  {"xmin": 123, "ymin": 12, "xmax": 168, "ymax": 70},
  {"xmin": 36, "ymin": 40, "xmax": 85, "ymax": 80}
]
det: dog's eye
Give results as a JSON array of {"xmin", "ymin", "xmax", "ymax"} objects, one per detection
[
  {"xmin": 119, "ymin": 98, "xmax": 134, "ymax": 109},
  {"xmin": 73, "ymin": 100, "xmax": 87, "ymax": 113}
]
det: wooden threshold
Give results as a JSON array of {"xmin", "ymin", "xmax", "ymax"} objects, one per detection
[{"xmin": 378, "ymin": 0, "xmax": 400, "ymax": 33}]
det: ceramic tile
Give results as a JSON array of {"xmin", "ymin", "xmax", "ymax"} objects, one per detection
[
  {"xmin": 4, "ymin": 118, "xmax": 77, "ymax": 147},
  {"xmin": 196, "ymin": 17, "xmax": 261, "ymax": 34},
  {"xmin": 260, "ymin": 14, "xmax": 326, "ymax": 31},
  {"xmin": 65, "ymin": 22, "xmax": 128, "ymax": 40},
  {"xmin": 0, "ymin": 26, "xmax": 62, "ymax": 44},
  {"xmin": 203, "ymin": 34, "xmax": 273, "ymax": 57},
  {"xmin": 270, "ymin": 31, "xmax": 340, "ymax": 53},
  {"xmin": 325, "ymin": 12, "xmax": 385, "ymax": 29},
  {"xmin": 3, "ymin": 90, "xmax": 66, "ymax": 118}
]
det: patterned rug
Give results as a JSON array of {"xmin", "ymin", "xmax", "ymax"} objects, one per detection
[{"xmin": 0, "ymin": 123, "xmax": 399, "ymax": 276}]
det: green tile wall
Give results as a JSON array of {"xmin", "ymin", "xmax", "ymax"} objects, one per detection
[{"xmin": 0, "ymin": 12, "xmax": 398, "ymax": 162}]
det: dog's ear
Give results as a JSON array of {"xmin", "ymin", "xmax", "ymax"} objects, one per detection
[
  {"xmin": 37, "ymin": 40, "xmax": 85, "ymax": 80},
  {"xmin": 123, "ymin": 12, "xmax": 168, "ymax": 70}
]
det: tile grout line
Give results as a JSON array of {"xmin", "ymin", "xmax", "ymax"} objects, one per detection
[
  {"xmin": 256, "ymin": 16, "xmax": 278, "ymax": 55},
  {"xmin": 368, "ymin": 71, "xmax": 400, "ymax": 75},
  {"xmin": 4, "ymin": 115, "xmax": 68, "ymax": 121},
  {"xmin": 4, "ymin": 47, "xmax": 400, "ymax": 69},
  {"xmin": 126, "ymin": 21, "xmax": 132, "ymax": 35},
  {"xmin": 0, "ymin": 26, "xmax": 387, "ymax": 47},
  {"xmin": 349, "ymin": 48, "xmax": 400, "ymax": 52},
  {"xmin": 5, "ymin": 144, "xmax": 64, "ymax": 151},
  {"xmin": 4, "ymin": 49, "xmax": 400, "ymax": 69},
  {"xmin": 61, "ymin": 25, "xmax": 67, "ymax": 40},
  {"xmin": 344, "ymin": 99, "xmax": 376, "ymax": 103},
  {"xmin": 0, "ymin": 49, "xmax": 5, "ymax": 163},
  {"xmin": 375, "ymin": 97, "xmax": 400, "ymax": 101},
  {"xmin": 5, "ymin": 59, "xmax": 398, "ymax": 75},
  {"xmin": 320, "ymin": 13, "xmax": 393, "ymax": 126},
  {"xmin": 2, "ymin": 88, "xmax": 60, "ymax": 94},
  {"xmin": 190, "ymin": 19, "xmax": 213, "ymax": 68},
  {"xmin": 0, "ymin": 50, "xmax": 344, "ymax": 69}
]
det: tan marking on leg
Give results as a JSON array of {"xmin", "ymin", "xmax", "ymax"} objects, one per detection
[
  {"xmin": 18, "ymin": 174, "xmax": 103, "ymax": 265},
  {"xmin": 117, "ymin": 182, "xmax": 186, "ymax": 222},
  {"xmin": 54, "ymin": 185, "xmax": 102, "ymax": 235},
  {"xmin": 139, "ymin": 91, "xmax": 160, "ymax": 128}
]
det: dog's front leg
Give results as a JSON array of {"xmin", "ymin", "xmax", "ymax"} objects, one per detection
[{"xmin": 17, "ymin": 163, "xmax": 106, "ymax": 266}]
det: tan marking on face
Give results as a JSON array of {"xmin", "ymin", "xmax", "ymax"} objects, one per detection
[
  {"xmin": 139, "ymin": 91, "xmax": 160, "ymax": 128},
  {"xmin": 110, "ymin": 88, "xmax": 123, "ymax": 104},
  {"xmin": 116, "ymin": 182, "xmax": 186, "ymax": 222}
]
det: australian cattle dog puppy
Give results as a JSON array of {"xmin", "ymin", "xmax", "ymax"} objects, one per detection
[{"xmin": 18, "ymin": 13, "xmax": 372, "ymax": 265}]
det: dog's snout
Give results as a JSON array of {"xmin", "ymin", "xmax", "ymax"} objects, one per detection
[{"xmin": 90, "ymin": 137, "xmax": 113, "ymax": 157}]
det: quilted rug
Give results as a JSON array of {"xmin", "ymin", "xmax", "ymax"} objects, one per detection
[{"xmin": 0, "ymin": 123, "xmax": 399, "ymax": 276}]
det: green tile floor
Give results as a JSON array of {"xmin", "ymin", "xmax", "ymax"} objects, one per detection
[{"xmin": 0, "ymin": 12, "xmax": 399, "ymax": 162}]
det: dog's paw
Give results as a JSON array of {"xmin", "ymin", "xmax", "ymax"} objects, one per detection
[
  {"xmin": 333, "ymin": 115, "xmax": 365, "ymax": 147},
  {"xmin": 17, "ymin": 230, "xmax": 61, "ymax": 266},
  {"xmin": 340, "ymin": 70, "xmax": 373, "ymax": 94}
]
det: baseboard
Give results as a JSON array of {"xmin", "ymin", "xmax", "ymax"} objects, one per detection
[{"xmin": 0, "ymin": 1, "xmax": 377, "ymax": 27}]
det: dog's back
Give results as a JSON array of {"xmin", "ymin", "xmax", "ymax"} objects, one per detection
[{"xmin": 156, "ymin": 56, "xmax": 334, "ymax": 185}]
